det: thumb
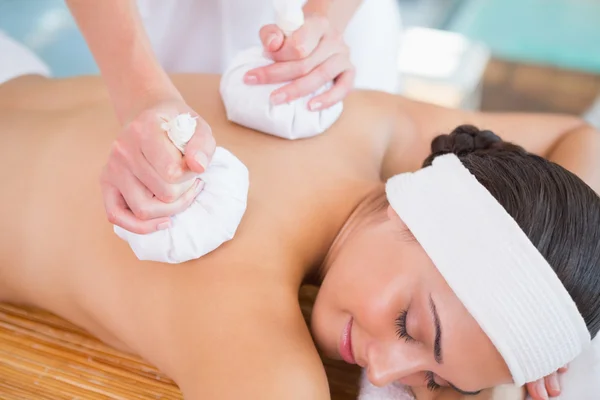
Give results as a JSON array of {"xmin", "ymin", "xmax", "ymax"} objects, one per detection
[
  {"xmin": 259, "ymin": 24, "xmax": 285, "ymax": 52},
  {"xmin": 183, "ymin": 117, "xmax": 216, "ymax": 174}
]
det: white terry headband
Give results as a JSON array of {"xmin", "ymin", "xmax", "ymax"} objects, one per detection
[{"xmin": 385, "ymin": 153, "xmax": 591, "ymax": 386}]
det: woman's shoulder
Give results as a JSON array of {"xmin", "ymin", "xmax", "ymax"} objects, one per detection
[{"xmin": 150, "ymin": 265, "xmax": 332, "ymax": 399}]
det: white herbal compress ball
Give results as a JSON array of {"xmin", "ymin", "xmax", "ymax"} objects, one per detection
[
  {"xmin": 114, "ymin": 113, "xmax": 250, "ymax": 264},
  {"xmin": 219, "ymin": 0, "xmax": 344, "ymax": 140}
]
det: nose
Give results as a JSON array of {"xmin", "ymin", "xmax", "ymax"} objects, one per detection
[{"xmin": 366, "ymin": 342, "xmax": 424, "ymax": 387}]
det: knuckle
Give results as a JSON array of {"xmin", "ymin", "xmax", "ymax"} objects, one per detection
[
  {"xmin": 198, "ymin": 118, "xmax": 212, "ymax": 135},
  {"xmin": 205, "ymin": 133, "xmax": 217, "ymax": 154},
  {"xmin": 105, "ymin": 156, "xmax": 122, "ymax": 177},
  {"xmin": 345, "ymin": 68, "xmax": 357, "ymax": 85},
  {"xmin": 106, "ymin": 209, "xmax": 120, "ymax": 225},
  {"xmin": 126, "ymin": 119, "xmax": 145, "ymax": 140},
  {"xmin": 297, "ymin": 59, "xmax": 312, "ymax": 76},
  {"xmin": 340, "ymin": 42, "xmax": 350, "ymax": 55},
  {"xmin": 291, "ymin": 40, "xmax": 308, "ymax": 58},
  {"xmin": 297, "ymin": 46, "xmax": 310, "ymax": 59},
  {"xmin": 165, "ymin": 163, "xmax": 182, "ymax": 183},
  {"xmin": 281, "ymin": 85, "xmax": 298, "ymax": 101},
  {"xmin": 327, "ymin": 29, "xmax": 343, "ymax": 42},
  {"xmin": 111, "ymin": 139, "xmax": 129, "ymax": 160},
  {"xmin": 349, "ymin": 66, "xmax": 357, "ymax": 78},
  {"xmin": 159, "ymin": 186, "xmax": 178, "ymax": 203},
  {"xmin": 134, "ymin": 204, "xmax": 152, "ymax": 221},
  {"xmin": 318, "ymin": 15, "xmax": 330, "ymax": 29},
  {"xmin": 316, "ymin": 64, "xmax": 334, "ymax": 82}
]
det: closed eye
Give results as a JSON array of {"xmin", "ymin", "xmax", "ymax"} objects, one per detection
[{"xmin": 395, "ymin": 309, "xmax": 415, "ymax": 342}]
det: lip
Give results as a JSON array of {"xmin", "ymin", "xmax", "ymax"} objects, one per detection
[{"xmin": 339, "ymin": 317, "xmax": 356, "ymax": 364}]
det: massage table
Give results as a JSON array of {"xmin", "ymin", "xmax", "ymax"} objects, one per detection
[{"xmin": 0, "ymin": 286, "xmax": 362, "ymax": 399}]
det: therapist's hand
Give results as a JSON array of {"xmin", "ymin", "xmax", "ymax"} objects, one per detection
[
  {"xmin": 100, "ymin": 100, "xmax": 216, "ymax": 234},
  {"xmin": 525, "ymin": 365, "xmax": 568, "ymax": 400},
  {"xmin": 244, "ymin": 14, "xmax": 355, "ymax": 111}
]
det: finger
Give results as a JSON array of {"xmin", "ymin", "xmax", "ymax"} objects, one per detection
[
  {"xmin": 308, "ymin": 67, "xmax": 355, "ymax": 111},
  {"xmin": 183, "ymin": 117, "xmax": 216, "ymax": 174},
  {"xmin": 525, "ymin": 380, "xmax": 546, "ymax": 400},
  {"xmin": 246, "ymin": 36, "xmax": 340, "ymax": 86},
  {"xmin": 139, "ymin": 120, "xmax": 197, "ymax": 186},
  {"xmin": 269, "ymin": 16, "xmax": 329, "ymax": 62},
  {"xmin": 535, "ymin": 379, "xmax": 549, "ymax": 400},
  {"xmin": 118, "ymin": 167, "xmax": 201, "ymax": 220},
  {"xmin": 558, "ymin": 365, "xmax": 569, "ymax": 373},
  {"xmin": 270, "ymin": 52, "xmax": 351, "ymax": 104},
  {"xmin": 544, "ymin": 373, "xmax": 561, "ymax": 398},
  {"xmin": 259, "ymin": 24, "xmax": 285, "ymax": 52},
  {"xmin": 102, "ymin": 183, "xmax": 171, "ymax": 235},
  {"xmin": 112, "ymin": 138, "xmax": 188, "ymax": 202}
]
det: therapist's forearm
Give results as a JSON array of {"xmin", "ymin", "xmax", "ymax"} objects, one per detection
[
  {"xmin": 303, "ymin": 0, "xmax": 363, "ymax": 32},
  {"xmin": 65, "ymin": 0, "xmax": 181, "ymax": 123},
  {"xmin": 547, "ymin": 124, "xmax": 600, "ymax": 194}
]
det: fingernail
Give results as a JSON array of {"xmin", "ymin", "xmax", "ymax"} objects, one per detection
[
  {"xmin": 196, "ymin": 180, "xmax": 205, "ymax": 193},
  {"xmin": 244, "ymin": 74, "xmax": 257, "ymax": 84},
  {"xmin": 195, "ymin": 152, "xmax": 208, "ymax": 170},
  {"xmin": 271, "ymin": 92, "xmax": 287, "ymax": 105},
  {"xmin": 157, "ymin": 220, "xmax": 171, "ymax": 231},
  {"xmin": 548, "ymin": 374, "xmax": 560, "ymax": 394},
  {"xmin": 309, "ymin": 101, "xmax": 322, "ymax": 111},
  {"xmin": 537, "ymin": 380, "xmax": 549, "ymax": 400}
]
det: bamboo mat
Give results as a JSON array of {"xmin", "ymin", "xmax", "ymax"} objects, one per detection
[{"xmin": 0, "ymin": 286, "xmax": 361, "ymax": 400}]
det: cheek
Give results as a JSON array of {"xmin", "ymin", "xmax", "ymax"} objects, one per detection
[{"xmin": 339, "ymin": 259, "xmax": 414, "ymax": 337}]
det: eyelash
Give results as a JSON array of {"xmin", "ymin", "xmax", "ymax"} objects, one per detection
[
  {"xmin": 425, "ymin": 371, "xmax": 441, "ymax": 392},
  {"xmin": 396, "ymin": 311, "xmax": 440, "ymax": 393},
  {"xmin": 395, "ymin": 309, "xmax": 415, "ymax": 343}
]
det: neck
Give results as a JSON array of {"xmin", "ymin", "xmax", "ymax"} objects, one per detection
[{"xmin": 311, "ymin": 188, "xmax": 388, "ymax": 284}]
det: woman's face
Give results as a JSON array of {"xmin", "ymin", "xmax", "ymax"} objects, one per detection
[{"xmin": 311, "ymin": 206, "xmax": 512, "ymax": 395}]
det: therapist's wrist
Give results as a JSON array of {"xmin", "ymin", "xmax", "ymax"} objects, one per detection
[
  {"xmin": 303, "ymin": 0, "xmax": 331, "ymax": 18},
  {"xmin": 303, "ymin": 0, "xmax": 362, "ymax": 32},
  {"xmin": 108, "ymin": 71, "xmax": 183, "ymax": 125}
]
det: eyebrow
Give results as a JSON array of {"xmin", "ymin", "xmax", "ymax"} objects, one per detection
[
  {"xmin": 429, "ymin": 295, "xmax": 442, "ymax": 364},
  {"xmin": 429, "ymin": 296, "xmax": 482, "ymax": 396}
]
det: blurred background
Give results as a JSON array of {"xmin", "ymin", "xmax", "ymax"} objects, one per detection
[{"xmin": 1, "ymin": 0, "xmax": 599, "ymax": 124}]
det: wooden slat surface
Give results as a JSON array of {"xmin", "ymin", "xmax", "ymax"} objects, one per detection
[{"xmin": 0, "ymin": 286, "xmax": 361, "ymax": 399}]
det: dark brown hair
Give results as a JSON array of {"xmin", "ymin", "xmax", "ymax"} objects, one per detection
[{"xmin": 423, "ymin": 124, "xmax": 600, "ymax": 338}]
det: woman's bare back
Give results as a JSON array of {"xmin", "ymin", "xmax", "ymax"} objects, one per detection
[
  {"xmin": 0, "ymin": 74, "xmax": 555, "ymax": 400},
  {"xmin": 0, "ymin": 74, "xmax": 403, "ymax": 396}
]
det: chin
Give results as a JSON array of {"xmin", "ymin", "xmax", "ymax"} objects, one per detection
[{"xmin": 311, "ymin": 327, "xmax": 341, "ymax": 361}]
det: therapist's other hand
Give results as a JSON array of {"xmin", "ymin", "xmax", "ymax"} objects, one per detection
[
  {"xmin": 525, "ymin": 365, "xmax": 568, "ymax": 400},
  {"xmin": 100, "ymin": 100, "xmax": 216, "ymax": 234},
  {"xmin": 244, "ymin": 14, "xmax": 355, "ymax": 111}
]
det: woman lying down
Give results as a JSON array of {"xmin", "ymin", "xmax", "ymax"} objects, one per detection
[{"xmin": 0, "ymin": 73, "xmax": 599, "ymax": 400}]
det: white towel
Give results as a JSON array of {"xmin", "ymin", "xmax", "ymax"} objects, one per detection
[
  {"xmin": 530, "ymin": 336, "xmax": 600, "ymax": 400},
  {"xmin": 357, "ymin": 371, "xmax": 415, "ymax": 400},
  {"xmin": 0, "ymin": 30, "xmax": 50, "ymax": 85}
]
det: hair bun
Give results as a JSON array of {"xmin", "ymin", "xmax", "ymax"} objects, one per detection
[
  {"xmin": 431, "ymin": 124, "xmax": 503, "ymax": 156},
  {"xmin": 422, "ymin": 124, "xmax": 527, "ymax": 167}
]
